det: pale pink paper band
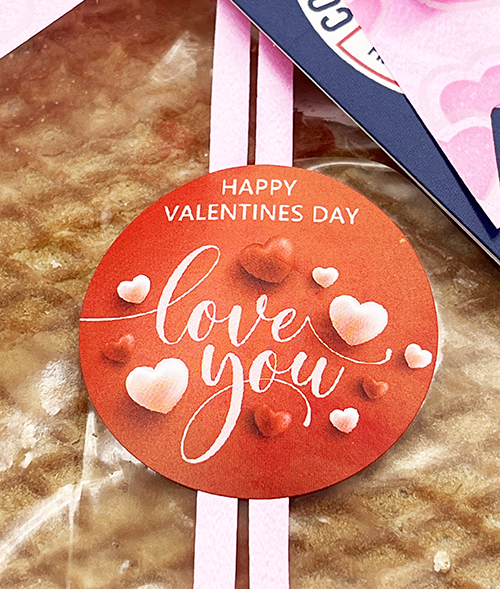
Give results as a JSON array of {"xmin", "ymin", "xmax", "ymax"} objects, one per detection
[
  {"xmin": 0, "ymin": 0, "xmax": 83, "ymax": 60},
  {"xmin": 194, "ymin": 1, "xmax": 251, "ymax": 588},
  {"xmin": 209, "ymin": 0, "xmax": 251, "ymax": 173},
  {"xmin": 197, "ymin": 4, "xmax": 293, "ymax": 589},
  {"xmin": 193, "ymin": 492, "xmax": 239, "ymax": 589},
  {"xmin": 255, "ymin": 33, "xmax": 294, "ymax": 167},
  {"xmin": 248, "ymin": 34, "xmax": 293, "ymax": 589},
  {"xmin": 249, "ymin": 497, "xmax": 290, "ymax": 589}
]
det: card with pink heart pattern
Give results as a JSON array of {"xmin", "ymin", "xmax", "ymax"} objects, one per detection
[{"xmin": 346, "ymin": 0, "xmax": 500, "ymax": 228}]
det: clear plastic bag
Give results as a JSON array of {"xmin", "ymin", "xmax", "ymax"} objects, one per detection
[{"xmin": 2, "ymin": 0, "xmax": 500, "ymax": 587}]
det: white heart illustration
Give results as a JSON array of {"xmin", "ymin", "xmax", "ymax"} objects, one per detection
[
  {"xmin": 329, "ymin": 295, "xmax": 388, "ymax": 345},
  {"xmin": 405, "ymin": 343, "xmax": 433, "ymax": 369},
  {"xmin": 330, "ymin": 408, "xmax": 359, "ymax": 434},
  {"xmin": 126, "ymin": 358, "xmax": 189, "ymax": 414},
  {"xmin": 313, "ymin": 266, "xmax": 339, "ymax": 288},
  {"xmin": 117, "ymin": 274, "xmax": 151, "ymax": 304}
]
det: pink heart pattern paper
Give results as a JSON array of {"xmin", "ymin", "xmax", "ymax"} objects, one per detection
[
  {"xmin": 439, "ymin": 65, "xmax": 500, "ymax": 124},
  {"xmin": 418, "ymin": 0, "xmax": 495, "ymax": 8},
  {"xmin": 440, "ymin": 126, "xmax": 497, "ymax": 201},
  {"xmin": 346, "ymin": 0, "xmax": 500, "ymax": 227}
]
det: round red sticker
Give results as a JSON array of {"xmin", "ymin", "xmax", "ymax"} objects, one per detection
[{"xmin": 79, "ymin": 165, "xmax": 438, "ymax": 499}]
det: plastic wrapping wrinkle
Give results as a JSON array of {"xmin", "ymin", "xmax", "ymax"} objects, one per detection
[{"xmin": 1, "ymin": 0, "xmax": 500, "ymax": 587}]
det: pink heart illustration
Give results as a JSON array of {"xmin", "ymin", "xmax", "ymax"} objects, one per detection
[
  {"xmin": 312, "ymin": 266, "xmax": 339, "ymax": 288},
  {"xmin": 126, "ymin": 358, "xmax": 189, "ymax": 413},
  {"xmin": 405, "ymin": 344, "xmax": 433, "ymax": 369},
  {"xmin": 440, "ymin": 65, "xmax": 500, "ymax": 124},
  {"xmin": 330, "ymin": 408, "xmax": 359, "ymax": 434},
  {"xmin": 329, "ymin": 295, "xmax": 388, "ymax": 346},
  {"xmin": 117, "ymin": 274, "xmax": 151, "ymax": 304},
  {"xmin": 440, "ymin": 126, "xmax": 496, "ymax": 201}
]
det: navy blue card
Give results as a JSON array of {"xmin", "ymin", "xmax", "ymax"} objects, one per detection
[
  {"xmin": 492, "ymin": 107, "xmax": 500, "ymax": 180},
  {"xmin": 231, "ymin": 0, "xmax": 500, "ymax": 263}
]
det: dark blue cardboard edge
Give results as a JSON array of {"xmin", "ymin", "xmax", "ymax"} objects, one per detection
[
  {"xmin": 492, "ymin": 107, "xmax": 500, "ymax": 180},
  {"xmin": 231, "ymin": 0, "xmax": 500, "ymax": 263}
]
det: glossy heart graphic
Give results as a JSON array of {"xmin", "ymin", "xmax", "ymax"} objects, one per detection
[
  {"xmin": 117, "ymin": 274, "xmax": 151, "ymax": 304},
  {"xmin": 329, "ymin": 408, "xmax": 359, "ymax": 434},
  {"xmin": 329, "ymin": 295, "xmax": 388, "ymax": 346},
  {"xmin": 312, "ymin": 266, "xmax": 339, "ymax": 288},
  {"xmin": 362, "ymin": 376, "xmax": 389, "ymax": 400},
  {"xmin": 239, "ymin": 236, "xmax": 295, "ymax": 283},
  {"xmin": 254, "ymin": 404, "xmax": 292, "ymax": 437},
  {"xmin": 126, "ymin": 358, "xmax": 189, "ymax": 413},
  {"xmin": 405, "ymin": 344, "xmax": 433, "ymax": 369},
  {"xmin": 103, "ymin": 334, "xmax": 136, "ymax": 363}
]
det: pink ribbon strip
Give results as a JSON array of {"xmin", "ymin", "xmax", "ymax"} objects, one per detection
[
  {"xmin": 196, "ymin": 4, "xmax": 294, "ymax": 588},
  {"xmin": 0, "ymin": 0, "xmax": 83, "ymax": 60},
  {"xmin": 209, "ymin": 0, "xmax": 251, "ymax": 173},
  {"xmin": 194, "ymin": 1, "xmax": 251, "ymax": 588},
  {"xmin": 249, "ymin": 497, "xmax": 290, "ymax": 589},
  {"xmin": 193, "ymin": 492, "xmax": 239, "ymax": 589},
  {"xmin": 248, "ymin": 36, "xmax": 294, "ymax": 589},
  {"xmin": 255, "ymin": 33, "xmax": 294, "ymax": 167}
]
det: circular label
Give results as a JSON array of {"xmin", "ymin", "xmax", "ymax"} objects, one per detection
[
  {"xmin": 296, "ymin": 0, "xmax": 401, "ymax": 92},
  {"xmin": 80, "ymin": 165, "xmax": 438, "ymax": 499}
]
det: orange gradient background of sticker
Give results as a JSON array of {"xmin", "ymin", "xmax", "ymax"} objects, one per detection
[{"xmin": 80, "ymin": 165, "xmax": 438, "ymax": 499}]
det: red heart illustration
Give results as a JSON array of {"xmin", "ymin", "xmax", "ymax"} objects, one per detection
[
  {"xmin": 362, "ymin": 376, "xmax": 389, "ymax": 400},
  {"xmin": 254, "ymin": 404, "xmax": 292, "ymax": 437},
  {"xmin": 239, "ymin": 236, "xmax": 295, "ymax": 283},
  {"xmin": 103, "ymin": 334, "xmax": 136, "ymax": 363}
]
